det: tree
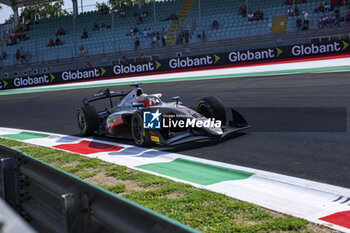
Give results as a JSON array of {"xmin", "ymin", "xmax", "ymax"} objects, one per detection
[
  {"xmin": 106, "ymin": 0, "xmax": 154, "ymax": 10},
  {"xmin": 5, "ymin": 15, "xmax": 14, "ymax": 24},
  {"xmin": 96, "ymin": 2, "xmax": 110, "ymax": 11},
  {"xmin": 20, "ymin": 0, "xmax": 69, "ymax": 21}
]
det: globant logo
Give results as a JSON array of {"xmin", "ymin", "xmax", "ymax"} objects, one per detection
[
  {"xmin": 228, "ymin": 49, "xmax": 276, "ymax": 63},
  {"xmin": 62, "ymin": 68, "xmax": 101, "ymax": 81},
  {"xmin": 291, "ymin": 42, "xmax": 341, "ymax": 56},
  {"xmin": 14, "ymin": 75, "xmax": 50, "ymax": 87},
  {"xmin": 113, "ymin": 62, "xmax": 155, "ymax": 75},
  {"xmin": 169, "ymin": 55, "xmax": 213, "ymax": 69}
]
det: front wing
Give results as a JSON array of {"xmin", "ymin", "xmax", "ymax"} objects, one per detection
[{"xmin": 150, "ymin": 108, "xmax": 250, "ymax": 146}]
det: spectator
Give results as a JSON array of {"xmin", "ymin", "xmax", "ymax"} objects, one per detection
[
  {"xmin": 331, "ymin": 0, "xmax": 337, "ymax": 7},
  {"xmin": 6, "ymin": 38, "xmax": 12, "ymax": 46},
  {"xmin": 141, "ymin": 11, "xmax": 149, "ymax": 18},
  {"xmin": 86, "ymin": 61, "xmax": 93, "ymax": 68},
  {"xmin": 93, "ymin": 23, "xmax": 99, "ymax": 31},
  {"xmin": 20, "ymin": 47, "xmax": 25, "ymax": 63},
  {"xmin": 288, "ymin": 7, "xmax": 294, "ymax": 16},
  {"xmin": 134, "ymin": 37, "xmax": 140, "ymax": 49},
  {"xmin": 315, "ymin": 3, "xmax": 324, "ymax": 13},
  {"xmin": 258, "ymin": 10, "xmax": 264, "ymax": 20},
  {"xmin": 1, "ymin": 51, "xmax": 7, "ymax": 60},
  {"xmin": 121, "ymin": 55, "xmax": 128, "ymax": 64},
  {"xmin": 334, "ymin": 9, "xmax": 341, "ymax": 26},
  {"xmin": 318, "ymin": 16, "xmax": 324, "ymax": 28},
  {"xmin": 143, "ymin": 28, "xmax": 148, "ymax": 37},
  {"xmin": 324, "ymin": 2, "xmax": 331, "ymax": 12},
  {"xmin": 303, "ymin": 11, "xmax": 309, "ymax": 24},
  {"xmin": 133, "ymin": 27, "xmax": 139, "ymax": 35},
  {"xmin": 81, "ymin": 29, "xmax": 88, "ymax": 39},
  {"xmin": 302, "ymin": 11, "xmax": 309, "ymax": 30},
  {"xmin": 47, "ymin": 38, "xmax": 54, "ymax": 47},
  {"xmin": 137, "ymin": 16, "xmax": 143, "ymax": 24},
  {"xmin": 56, "ymin": 27, "xmax": 66, "ymax": 36},
  {"xmin": 201, "ymin": 30, "xmax": 206, "ymax": 42},
  {"xmin": 18, "ymin": 32, "xmax": 28, "ymax": 41},
  {"xmin": 238, "ymin": 5, "xmax": 247, "ymax": 17},
  {"xmin": 248, "ymin": 12, "xmax": 254, "ymax": 21},
  {"xmin": 152, "ymin": 34, "xmax": 157, "ymax": 47},
  {"xmin": 100, "ymin": 22, "xmax": 107, "ymax": 30},
  {"xmin": 329, "ymin": 12, "xmax": 336, "ymax": 26},
  {"xmin": 285, "ymin": 0, "xmax": 293, "ymax": 5},
  {"xmin": 133, "ymin": 12, "xmax": 139, "ymax": 19},
  {"xmin": 119, "ymin": 9, "xmax": 126, "ymax": 18},
  {"xmin": 139, "ymin": 52, "xmax": 146, "ymax": 61},
  {"xmin": 211, "ymin": 19, "xmax": 219, "ymax": 30},
  {"xmin": 129, "ymin": 27, "xmax": 134, "ymax": 36},
  {"xmin": 294, "ymin": 6, "xmax": 300, "ymax": 16},
  {"xmin": 16, "ymin": 48, "xmax": 20, "ymax": 64},
  {"xmin": 156, "ymin": 32, "xmax": 160, "ymax": 42},
  {"xmin": 79, "ymin": 45, "xmax": 87, "ymax": 56},
  {"xmin": 55, "ymin": 37, "xmax": 62, "ymax": 46},
  {"xmin": 323, "ymin": 15, "xmax": 329, "ymax": 26},
  {"xmin": 161, "ymin": 28, "xmax": 167, "ymax": 46},
  {"xmin": 7, "ymin": 34, "xmax": 17, "ymax": 46},
  {"xmin": 296, "ymin": 16, "xmax": 302, "ymax": 30},
  {"xmin": 147, "ymin": 27, "xmax": 153, "ymax": 36}
]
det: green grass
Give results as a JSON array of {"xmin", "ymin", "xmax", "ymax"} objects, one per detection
[
  {"xmin": 0, "ymin": 138, "xmax": 327, "ymax": 233},
  {"xmin": 102, "ymin": 184, "xmax": 126, "ymax": 194},
  {"xmin": 0, "ymin": 138, "xmax": 25, "ymax": 147}
]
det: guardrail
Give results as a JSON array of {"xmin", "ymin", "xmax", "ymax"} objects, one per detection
[
  {"xmin": 0, "ymin": 197, "xmax": 36, "ymax": 233},
  {"xmin": 0, "ymin": 145, "xmax": 198, "ymax": 233}
]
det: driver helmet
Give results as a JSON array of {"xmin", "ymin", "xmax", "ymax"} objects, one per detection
[{"xmin": 138, "ymin": 97, "xmax": 154, "ymax": 107}]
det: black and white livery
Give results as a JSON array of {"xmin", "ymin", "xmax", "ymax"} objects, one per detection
[{"xmin": 77, "ymin": 84, "xmax": 249, "ymax": 146}]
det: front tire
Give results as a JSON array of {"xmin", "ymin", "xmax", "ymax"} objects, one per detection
[
  {"xmin": 197, "ymin": 96, "xmax": 227, "ymax": 124},
  {"xmin": 131, "ymin": 112, "xmax": 151, "ymax": 147},
  {"xmin": 77, "ymin": 105, "xmax": 99, "ymax": 136}
]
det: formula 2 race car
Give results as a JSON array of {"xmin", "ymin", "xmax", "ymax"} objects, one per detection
[{"xmin": 77, "ymin": 84, "xmax": 249, "ymax": 146}]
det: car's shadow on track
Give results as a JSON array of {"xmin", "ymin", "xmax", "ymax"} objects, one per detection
[
  {"xmin": 157, "ymin": 132, "xmax": 247, "ymax": 153},
  {"xmin": 73, "ymin": 132, "xmax": 247, "ymax": 153}
]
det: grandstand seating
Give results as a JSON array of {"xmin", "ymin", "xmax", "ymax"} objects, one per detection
[
  {"xmin": 185, "ymin": 0, "xmax": 349, "ymax": 40},
  {"xmin": 1, "ymin": 0, "xmax": 349, "ymax": 65},
  {"xmin": 1, "ymin": 0, "xmax": 184, "ymax": 64}
]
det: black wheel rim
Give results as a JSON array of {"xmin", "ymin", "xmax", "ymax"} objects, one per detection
[
  {"xmin": 198, "ymin": 104, "xmax": 211, "ymax": 118},
  {"xmin": 78, "ymin": 111, "xmax": 86, "ymax": 130},
  {"xmin": 132, "ymin": 116, "xmax": 143, "ymax": 142}
]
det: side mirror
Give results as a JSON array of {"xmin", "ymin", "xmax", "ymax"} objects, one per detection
[
  {"xmin": 172, "ymin": 96, "xmax": 180, "ymax": 105},
  {"xmin": 132, "ymin": 103, "xmax": 144, "ymax": 109}
]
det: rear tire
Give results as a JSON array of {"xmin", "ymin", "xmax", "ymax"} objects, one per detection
[
  {"xmin": 197, "ymin": 96, "xmax": 227, "ymax": 124},
  {"xmin": 77, "ymin": 105, "xmax": 99, "ymax": 136},
  {"xmin": 131, "ymin": 111, "xmax": 151, "ymax": 147}
]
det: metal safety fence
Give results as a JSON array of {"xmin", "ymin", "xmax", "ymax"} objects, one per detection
[{"xmin": 0, "ymin": 145, "xmax": 198, "ymax": 233}]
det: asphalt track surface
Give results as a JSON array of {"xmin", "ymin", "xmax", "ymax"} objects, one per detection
[{"xmin": 1, "ymin": 72, "xmax": 350, "ymax": 188}]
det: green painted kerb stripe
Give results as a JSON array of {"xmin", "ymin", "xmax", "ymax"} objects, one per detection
[
  {"xmin": 136, "ymin": 158, "xmax": 254, "ymax": 185},
  {"xmin": 0, "ymin": 131, "xmax": 49, "ymax": 140}
]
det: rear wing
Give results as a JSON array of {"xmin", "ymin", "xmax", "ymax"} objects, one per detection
[{"xmin": 83, "ymin": 88, "xmax": 124, "ymax": 107}]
